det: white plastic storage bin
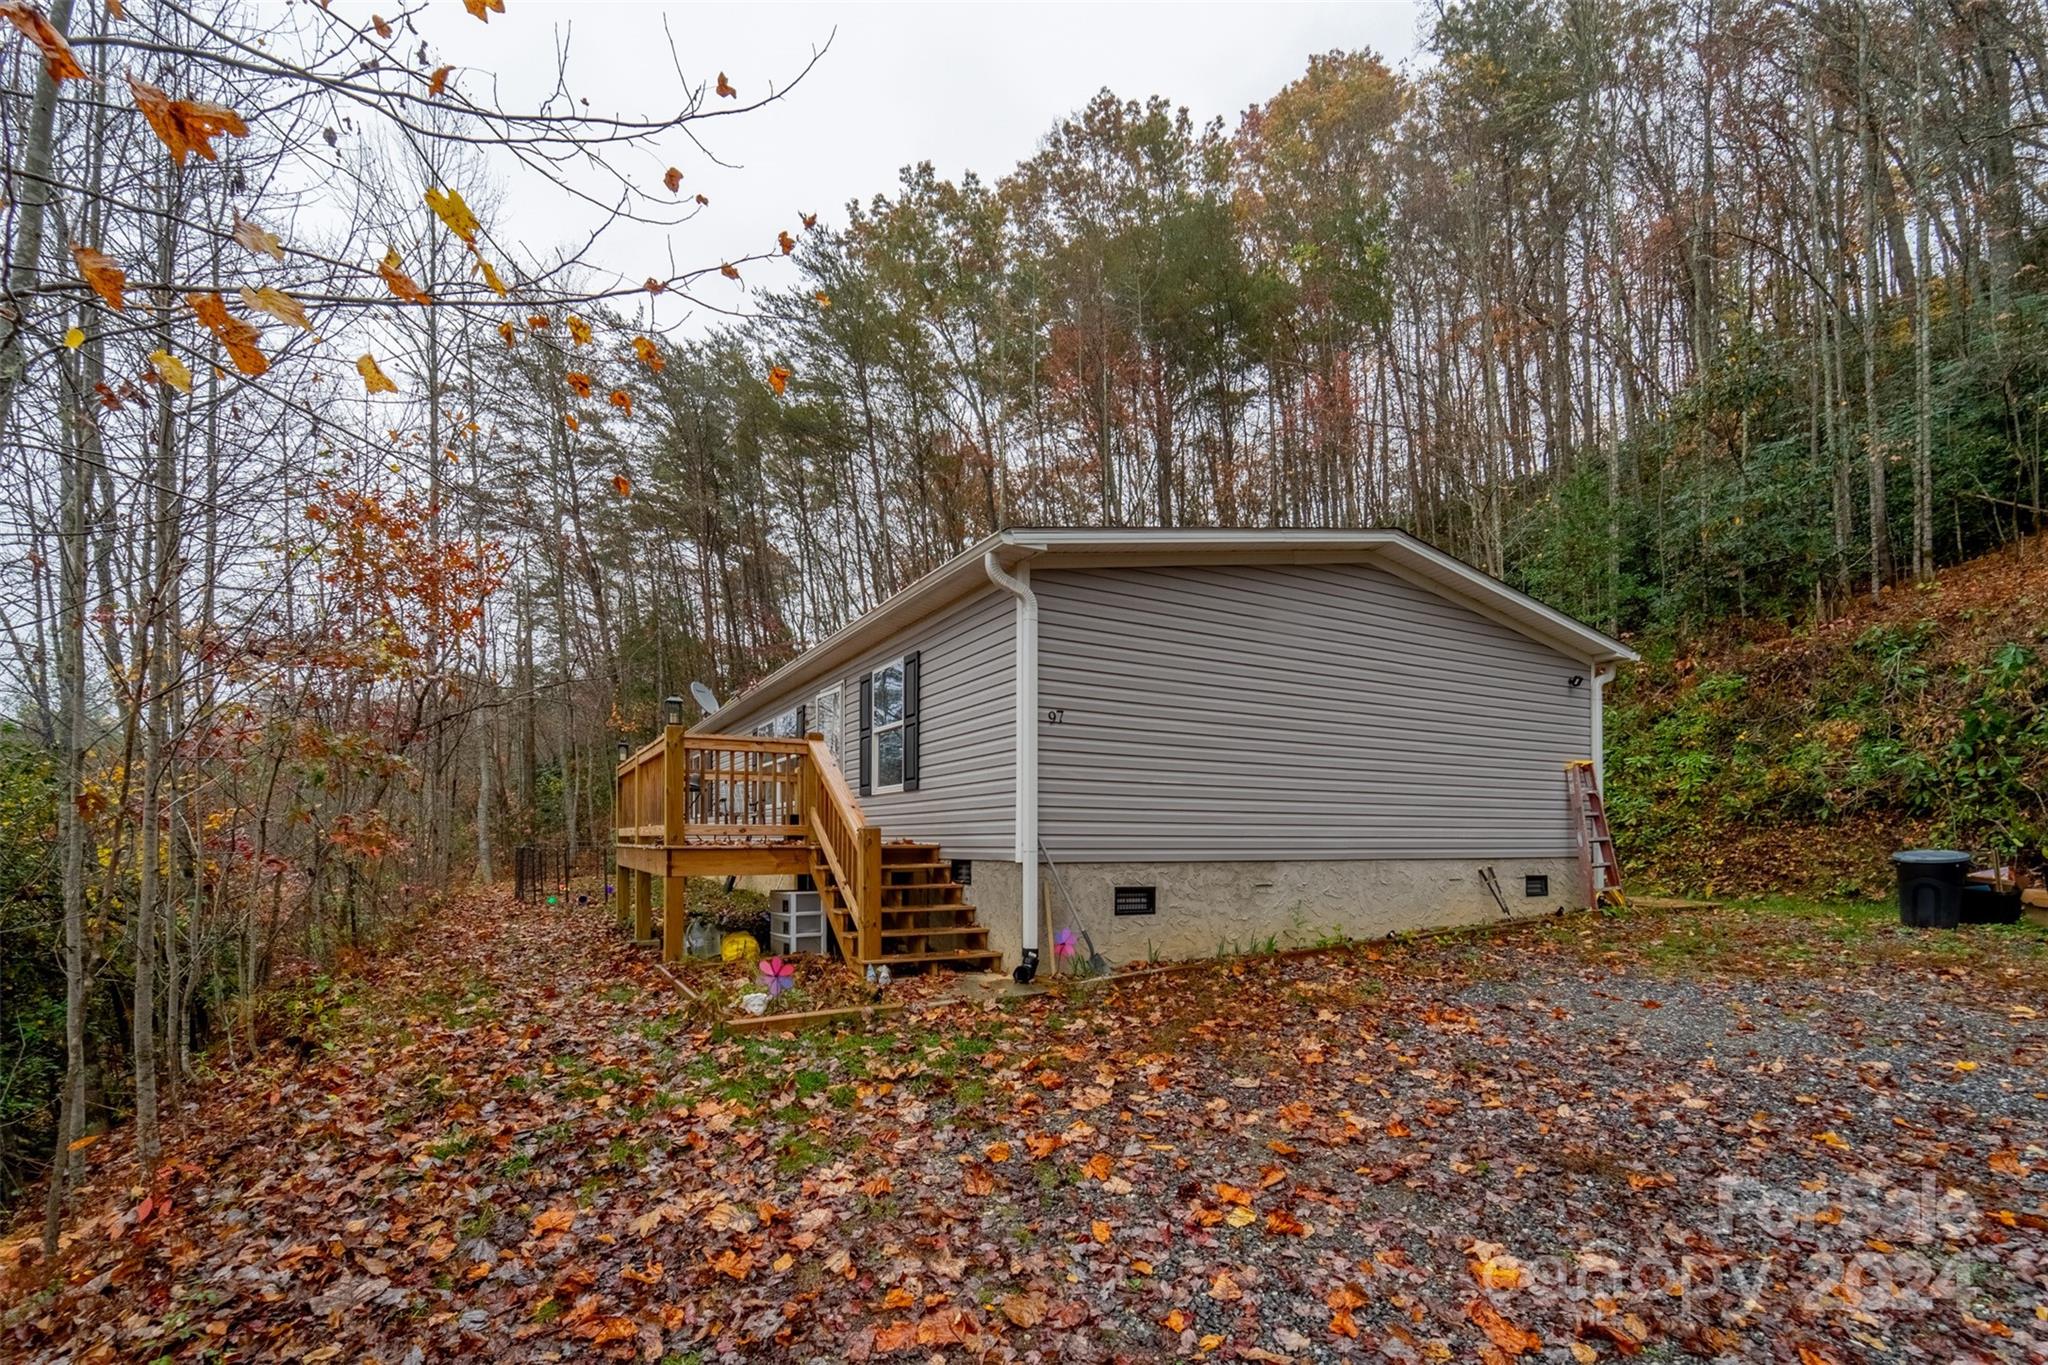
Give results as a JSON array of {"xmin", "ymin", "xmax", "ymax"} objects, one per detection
[{"xmin": 770, "ymin": 890, "xmax": 827, "ymax": 956}]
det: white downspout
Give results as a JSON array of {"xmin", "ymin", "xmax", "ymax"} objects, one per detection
[
  {"xmin": 984, "ymin": 551, "xmax": 1040, "ymax": 982},
  {"xmin": 1590, "ymin": 663, "xmax": 1616, "ymax": 793}
]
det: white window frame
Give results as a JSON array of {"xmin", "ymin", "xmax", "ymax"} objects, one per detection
[
  {"xmin": 813, "ymin": 683, "xmax": 843, "ymax": 767},
  {"xmin": 870, "ymin": 657, "xmax": 907, "ymax": 795}
]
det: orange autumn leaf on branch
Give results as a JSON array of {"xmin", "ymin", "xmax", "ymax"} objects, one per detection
[
  {"xmin": 427, "ymin": 64, "xmax": 453, "ymax": 96},
  {"xmin": 231, "ymin": 215, "xmax": 284, "ymax": 261},
  {"xmin": 631, "ymin": 336, "xmax": 664, "ymax": 373},
  {"xmin": 813, "ymin": 290, "xmax": 832, "ymax": 308},
  {"xmin": 148, "ymin": 349, "xmax": 191, "ymax": 395},
  {"xmin": 719, "ymin": 262, "xmax": 740, "ymax": 281},
  {"xmin": 128, "ymin": 75, "xmax": 248, "ymax": 166},
  {"xmin": 424, "ymin": 186, "xmax": 479, "ymax": 245},
  {"xmin": 497, "ymin": 321, "xmax": 517, "ymax": 347},
  {"xmin": 187, "ymin": 292, "xmax": 268, "ymax": 376},
  {"xmin": 69, "ymin": 242, "xmax": 126, "ymax": 311},
  {"xmin": 663, "ymin": 167, "xmax": 683, "ymax": 194},
  {"xmin": 777, "ymin": 230, "xmax": 796, "ymax": 255},
  {"xmin": 371, "ymin": 13, "xmax": 391, "ymax": 39},
  {"xmin": 1, "ymin": 3, "xmax": 87, "ymax": 82},
  {"xmin": 564, "ymin": 372, "xmax": 593, "ymax": 399},
  {"xmin": 377, "ymin": 247, "xmax": 432, "ymax": 305},
  {"xmin": 608, "ymin": 388, "xmax": 632, "ymax": 418},
  {"xmin": 566, "ymin": 315, "xmax": 593, "ymax": 346},
  {"xmin": 563, "ymin": 413, "xmax": 579, "ymax": 432},
  {"xmin": 800, "ymin": 210, "xmax": 818, "ymax": 229},
  {"xmin": 715, "ymin": 72, "xmax": 736, "ymax": 98},
  {"xmin": 356, "ymin": 353, "xmax": 398, "ymax": 394},
  {"xmin": 766, "ymin": 365, "xmax": 791, "ymax": 396},
  {"xmin": 611, "ymin": 473, "xmax": 632, "ymax": 498},
  {"xmin": 462, "ymin": 0, "xmax": 504, "ymax": 20},
  {"xmin": 475, "ymin": 258, "xmax": 508, "ymax": 296},
  {"xmin": 644, "ymin": 277, "xmax": 666, "ymax": 295},
  {"xmin": 239, "ymin": 285, "xmax": 310, "ymax": 331}
]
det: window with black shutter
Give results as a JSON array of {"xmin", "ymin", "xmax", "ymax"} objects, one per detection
[
  {"xmin": 901, "ymin": 651, "xmax": 920, "ymax": 792},
  {"xmin": 868, "ymin": 656, "xmax": 909, "ymax": 794},
  {"xmin": 858, "ymin": 674, "xmax": 873, "ymax": 795}
]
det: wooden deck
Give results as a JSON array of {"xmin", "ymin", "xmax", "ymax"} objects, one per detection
[{"xmin": 612, "ymin": 725, "xmax": 996, "ymax": 972}]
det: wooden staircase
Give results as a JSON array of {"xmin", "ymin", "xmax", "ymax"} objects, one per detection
[
  {"xmin": 616, "ymin": 724, "xmax": 999, "ymax": 973},
  {"xmin": 812, "ymin": 839, "xmax": 999, "ymax": 973}
]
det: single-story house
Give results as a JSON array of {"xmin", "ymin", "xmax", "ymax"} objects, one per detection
[{"xmin": 706, "ymin": 527, "xmax": 1636, "ymax": 974}]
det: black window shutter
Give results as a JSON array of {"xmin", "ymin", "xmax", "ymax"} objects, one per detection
[
  {"xmin": 795, "ymin": 703, "xmax": 807, "ymax": 737},
  {"xmin": 902, "ymin": 651, "xmax": 921, "ymax": 792},
  {"xmin": 857, "ymin": 674, "xmax": 873, "ymax": 796}
]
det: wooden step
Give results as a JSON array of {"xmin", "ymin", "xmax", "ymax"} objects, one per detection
[
  {"xmin": 879, "ymin": 924, "xmax": 987, "ymax": 943},
  {"xmin": 880, "ymin": 888, "xmax": 966, "ymax": 908}
]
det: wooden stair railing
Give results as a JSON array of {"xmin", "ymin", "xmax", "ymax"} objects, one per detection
[{"xmin": 802, "ymin": 732, "xmax": 881, "ymax": 961}]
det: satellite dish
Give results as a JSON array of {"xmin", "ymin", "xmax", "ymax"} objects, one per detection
[{"xmin": 689, "ymin": 680, "xmax": 721, "ymax": 714}]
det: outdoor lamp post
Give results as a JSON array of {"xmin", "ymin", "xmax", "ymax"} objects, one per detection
[{"xmin": 664, "ymin": 694, "xmax": 684, "ymax": 727}]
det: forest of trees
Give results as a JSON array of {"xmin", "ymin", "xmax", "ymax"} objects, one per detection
[{"xmin": 0, "ymin": 0, "xmax": 2043, "ymax": 1240}]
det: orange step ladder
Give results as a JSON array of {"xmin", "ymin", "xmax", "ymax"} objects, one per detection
[{"xmin": 1565, "ymin": 760, "xmax": 1625, "ymax": 908}]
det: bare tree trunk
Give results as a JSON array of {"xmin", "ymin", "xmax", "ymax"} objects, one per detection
[
  {"xmin": 133, "ymin": 164, "xmax": 184, "ymax": 1169},
  {"xmin": 1911, "ymin": 4, "xmax": 1935, "ymax": 580},
  {"xmin": 43, "ymin": 299, "xmax": 93, "ymax": 1256},
  {"xmin": 0, "ymin": 0, "xmax": 77, "ymax": 424},
  {"xmin": 1859, "ymin": 6, "xmax": 1890, "ymax": 597}
]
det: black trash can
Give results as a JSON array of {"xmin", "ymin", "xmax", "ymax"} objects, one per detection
[{"xmin": 1891, "ymin": 849, "xmax": 1971, "ymax": 928}]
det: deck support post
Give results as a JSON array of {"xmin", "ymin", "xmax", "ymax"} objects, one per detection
[
  {"xmin": 618, "ymin": 867, "xmax": 636, "ymax": 935},
  {"xmin": 858, "ymin": 825, "xmax": 882, "ymax": 963},
  {"xmin": 663, "ymin": 719, "xmax": 685, "ymax": 846},
  {"xmin": 633, "ymin": 868, "xmax": 654, "ymax": 943},
  {"xmin": 662, "ymin": 873, "xmax": 686, "ymax": 964}
]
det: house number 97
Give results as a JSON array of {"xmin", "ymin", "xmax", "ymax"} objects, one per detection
[{"xmin": 1044, "ymin": 708, "xmax": 1066, "ymax": 724}]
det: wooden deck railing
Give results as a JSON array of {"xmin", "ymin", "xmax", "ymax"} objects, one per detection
[
  {"xmin": 681, "ymin": 734, "xmax": 806, "ymax": 840},
  {"xmin": 615, "ymin": 734, "xmax": 671, "ymax": 845},
  {"xmin": 613, "ymin": 728, "xmax": 877, "ymax": 961}
]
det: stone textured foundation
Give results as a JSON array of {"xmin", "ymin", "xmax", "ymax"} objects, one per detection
[{"xmin": 972, "ymin": 857, "xmax": 1585, "ymax": 971}]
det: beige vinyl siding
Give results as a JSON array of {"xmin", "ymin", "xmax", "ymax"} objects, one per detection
[
  {"xmin": 722, "ymin": 587, "xmax": 1016, "ymax": 860},
  {"xmin": 1034, "ymin": 562, "xmax": 1593, "ymax": 861}
]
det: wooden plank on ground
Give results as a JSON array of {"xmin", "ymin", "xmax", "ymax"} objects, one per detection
[{"xmin": 722, "ymin": 1002, "xmax": 904, "ymax": 1035}]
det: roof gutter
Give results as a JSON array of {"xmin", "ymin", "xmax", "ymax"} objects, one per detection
[{"xmin": 983, "ymin": 548, "xmax": 1040, "ymax": 983}]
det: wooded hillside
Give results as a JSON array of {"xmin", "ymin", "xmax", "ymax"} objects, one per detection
[
  {"xmin": 1611, "ymin": 533, "xmax": 2048, "ymax": 894},
  {"xmin": 1, "ymin": 0, "xmax": 2045, "ymax": 1244}
]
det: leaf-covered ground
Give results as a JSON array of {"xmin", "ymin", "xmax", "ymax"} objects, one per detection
[{"xmin": 5, "ymin": 891, "xmax": 2047, "ymax": 1363}]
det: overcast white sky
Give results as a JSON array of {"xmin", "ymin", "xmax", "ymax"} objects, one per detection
[{"xmin": 383, "ymin": 2, "xmax": 1425, "ymax": 332}]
